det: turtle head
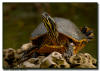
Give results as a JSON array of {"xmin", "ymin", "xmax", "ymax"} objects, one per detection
[
  {"xmin": 41, "ymin": 12, "xmax": 59, "ymax": 44},
  {"xmin": 41, "ymin": 12, "xmax": 57, "ymax": 33}
]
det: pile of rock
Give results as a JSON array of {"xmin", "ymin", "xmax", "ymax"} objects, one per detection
[{"xmin": 3, "ymin": 43, "xmax": 97, "ymax": 69}]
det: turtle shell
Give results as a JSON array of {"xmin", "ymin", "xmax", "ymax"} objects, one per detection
[{"xmin": 31, "ymin": 17, "xmax": 86, "ymax": 41}]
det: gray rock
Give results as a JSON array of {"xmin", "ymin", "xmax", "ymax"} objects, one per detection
[
  {"xmin": 40, "ymin": 51, "xmax": 70, "ymax": 68},
  {"xmin": 28, "ymin": 56, "xmax": 45, "ymax": 64},
  {"xmin": 84, "ymin": 53, "xmax": 97, "ymax": 65},
  {"xmin": 21, "ymin": 43, "xmax": 32, "ymax": 51},
  {"xmin": 18, "ymin": 56, "xmax": 45, "ymax": 68},
  {"xmin": 69, "ymin": 53, "xmax": 97, "ymax": 68},
  {"xmin": 20, "ymin": 61, "xmax": 40, "ymax": 68},
  {"xmin": 3, "ymin": 46, "xmax": 97, "ymax": 69},
  {"xmin": 3, "ymin": 48, "xmax": 17, "ymax": 68},
  {"xmin": 16, "ymin": 48, "xmax": 23, "ymax": 54},
  {"xmin": 74, "ymin": 63, "xmax": 96, "ymax": 68}
]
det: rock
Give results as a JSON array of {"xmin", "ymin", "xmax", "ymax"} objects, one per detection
[
  {"xmin": 17, "ymin": 43, "xmax": 33, "ymax": 54},
  {"xmin": 3, "ymin": 48, "xmax": 16, "ymax": 61},
  {"xmin": 21, "ymin": 61, "xmax": 40, "ymax": 68},
  {"xmin": 74, "ymin": 63, "xmax": 96, "ymax": 68},
  {"xmin": 3, "ymin": 60, "xmax": 9, "ymax": 68},
  {"xmin": 3, "ymin": 48, "xmax": 17, "ymax": 68},
  {"xmin": 21, "ymin": 43, "xmax": 32, "ymax": 51},
  {"xmin": 27, "ymin": 58, "xmax": 36, "ymax": 63},
  {"xmin": 69, "ymin": 53, "xmax": 83, "ymax": 65},
  {"xmin": 16, "ymin": 48, "xmax": 23, "ymax": 54},
  {"xmin": 84, "ymin": 53, "xmax": 97, "ymax": 65},
  {"xmin": 18, "ymin": 56, "xmax": 45, "ymax": 68},
  {"xmin": 28, "ymin": 56, "xmax": 45, "ymax": 64},
  {"xmin": 69, "ymin": 53, "xmax": 97, "ymax": 68},
  {"xmin": 3, "ymin": 47, "xmax": 97, "ymax": 69},
  {"xmin": 40, "ymin": 51, "xmax": 70, "ymax": 68}
]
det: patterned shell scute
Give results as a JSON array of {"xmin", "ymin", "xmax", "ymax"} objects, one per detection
[{"xmin": 31, "ymin": 17, "xmax": 86, "ymax": 40}]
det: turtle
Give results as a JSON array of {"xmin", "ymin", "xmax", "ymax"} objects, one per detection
[{"xmin": 18, "ymin": 12, "xmax": 94, "ymax": 63}]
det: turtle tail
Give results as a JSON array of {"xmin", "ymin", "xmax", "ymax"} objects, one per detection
[{"xmin": 80, "ymin": 26, "xmax": 94, "ymax": 41}]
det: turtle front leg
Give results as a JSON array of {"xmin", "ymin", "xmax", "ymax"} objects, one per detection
[{"xmin": 64, "ymin": 43, "xmax": 73, "ymax": 61}]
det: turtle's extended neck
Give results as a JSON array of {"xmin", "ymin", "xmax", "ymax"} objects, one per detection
[{"xmin": 41, "ymin": 12, "xmax": 59, "ymax": 45}]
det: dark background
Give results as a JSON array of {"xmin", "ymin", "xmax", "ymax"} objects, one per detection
[{"xmin": 3, "ymin": 3, "xmax": 98, "ymax": 58}]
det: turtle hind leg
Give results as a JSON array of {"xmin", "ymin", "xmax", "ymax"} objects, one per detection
[
  {"xmin": 63, "ymin": 44, "xmax": 73, "ymax": 62},
  {"xmin": 80, "ymin": 26, "xmax": 94, "ymax": 40}
]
